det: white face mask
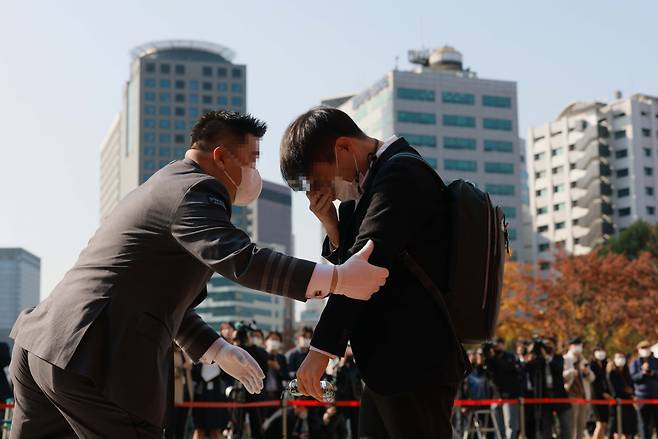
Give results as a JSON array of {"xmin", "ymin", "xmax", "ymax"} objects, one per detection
[
  {"xmin": 594, "ymin": 351, "xmax": 606, "ymax": 361},
  {"xmin": 333, "ymin": 148, "xmax": 363, "ymax": 202},
  {"xmin": 572, "ymin": 345, "xmax": 583, "ymax": 354},
  {"xmin": 265, "ymin": 339, "xmax": 281, "ymax": 352},
  {"xmin": 639, "ymin": 348, "xmax": 652, "ymax": 358},
  {"xmin": 614, "ymin": 356, "xmax": 626, "ymax": 367},
  {"xmin": 224, "ymin": 164, "xmax": 263, "ymax": 206},
  {"xmin": 251, "ymin": 337, "xmax": 264, "ymax": 348},
  {"xmin": 299, "ymin": 337, "xmax": 311, "ymax": 349}
]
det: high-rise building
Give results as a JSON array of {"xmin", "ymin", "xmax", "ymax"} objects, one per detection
[
  {"xmin": 0, "ymin": 248, "xmax": 40, "ymax": 344},
  {"xmin": 527, "ymin": 92, "xmax": 658, "ymax": 268},
  {"xmin": 100, "ymin": 40, "xmax": 246, "ymax": 220},
  {"xmin": 323, "ymin": 46, "xmax": 524, "ymax": 258},
  {"xmin": 98, "ymin": 40, "xmax": 294, "ymax": 335}
]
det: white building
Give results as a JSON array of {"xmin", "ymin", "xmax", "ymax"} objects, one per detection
[{"xmin": 527, "ymin": 92, "xmax": 658, "ymax": 268}]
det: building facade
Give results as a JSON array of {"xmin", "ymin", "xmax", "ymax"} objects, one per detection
[
  {"xmin": 0, "ymin": 248, "xmax": 40, "ymax": 344},
  {"xmin": 527, "ymin": 93, "xmax": 658, "ymax": 268},
  {"xmin": 324, "ymin": 46, "xmax": 524, "ymax": 258}
]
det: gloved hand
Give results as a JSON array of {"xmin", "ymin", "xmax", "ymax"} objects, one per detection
[
  {"xmin": 334, "ymin": 240, "xmax": 389, "ymax": 300},
  {"xmin": 212, "ymin": 338, "xmax": 265, "ymax": 394}
]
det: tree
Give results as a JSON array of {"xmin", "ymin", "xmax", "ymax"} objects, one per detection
[{"xmin": 597, "ymin": 220, "xmax": 658, "ymax": 260}]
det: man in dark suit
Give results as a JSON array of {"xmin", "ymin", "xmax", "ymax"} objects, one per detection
[
  {"xmin": 279, "ymin": 107, "xmax": 469, "ymax": 438},
  {"xmin": 8, "ymin": 111, "xmax": 388, "ymax": 438}
]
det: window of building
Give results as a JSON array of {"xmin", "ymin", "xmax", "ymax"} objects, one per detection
[
  {"xmin": 572, "ymin": 219, "xmax": 579, "ymax": 225},
  {"xmin": 648, "ymin": 206, "xmax": 656, "ymax": 215},
  {"xmin": 646, "ymin": 187, "xmax": 654, "ymax": 196},
  {"xmin": 616, "ymin": 168, "xmax": 629, "ymax": 178},
  {"xmin": 554, "ymin": 202, "xmax": 566, "ymax": 211},
  {"xmin": 508, "ymin": 228, "xmax": 517, "ymax": 241},
  {"xmin": 486, "ymin": 184, "xmax": 515, "ymax": 196},
  {"xmin": 202, "ymin": 66, "xmax": 212, "ymax": 76},
  {"xmin": 645, "ymin": 167, "xmax": 654, "ymax": 176},
  {"xmin": 175, "ymin": 80, "xmax": 185, "ymax": 89},
  {"xmin": 174, "ymin": 120, "xmax": 186, "ymax": 130},
  {"xmin": 175, "ymin": 94, "xmax": 185, "ymax": 103},
  {"xmin": 538, "ymin": 225, "xmax": 549, "ymax": 232},
  {"xmin": 444, "ymin": 159, "xmax": 477, "ymax": 172},
  {"xmin": 484, "ymin": 140, "xmax": 513, "ymax": 153},
  {"xmin": 160, "ymin": 64, "xmax": 170, "ymax": 74},
  {"xmin": 398, "ymin": 111, "xmax": 436, "ymax": 125},
  {"xmin": 174, "ymin": 107, "xmax": 185, "ymax": 116},
  {"xmin": 159, "ymin": 133, "xmax": 171, "ymax": 143},
  {"xmin": 143, "ymin": 132, "xmax": 156, "ymax": 142},
  {"xmin": 175, "ymin": 134, "xmax": 185, "ymax": 144},
  {"xmin": 502, "ymin": 206, "xmax": 516, "ymax": 218},
  {"xmin": 444, "ymin": 137, "xmax": 476, "ymax": 150},
  {"xmin": 442, "ymin": 91, "xmax": 474, "ymax": 105},
  {"xmin": 553, "ymin": 184, "xmax": 565, "ymax": 193},
  {"xmin": 534, "ymin": 135, "xmax": 545, "ymax": 142},
  {"xmin": 443, "ymin": 114, "xmax": 475, "ymax": 127},
  {"xmin": 423, "ymin": 157, "xmax": 438, "ymax": 169},
  {"xmin": 144, "ymin": 78, "xmax": 156, "ymax": 88},
  {"xmin": 569, "ymin": 144, "xmax": 575, "ymax": 151},
  {"xmin": 538, "ymin": 243, "xmax": 550, "ymax": 252},
  {"xmin": 159, "ymin": 79, "xmax": 171, "ymax": 89},
  {"xmin": 159, "ymin": 120, "xmax": 170, "ymax": 129},
  {"xmin": 189, "ymin": 94, "xmax": 199, "ymax": 105},
  {"xmin": 143, "ymin": 119, "xmax": 156, "ymax": 129},
  {"xmin": 232, "ymin": 68, "xmax": 242, "ymax": 78},
  {"xmin": 202, "ymin": 108, "xmax": 212, "ymax": 115},
  {"xmin": 144, "ymin": 160, "xmax": 155, "ymax": 170},
  {"xmin": 551, "ymin": 147, "xmax": 563, "ymax": 156},
  {"xmin": 485, "ymin": 162, "xmax": 514, "ymax": 174},
  {"xmin": 551, "ymin": 130, "xmax": 562, "ymax": 137},
  {"xmin": 618, "ymin": 207, "xmax": 631, "ymax": 216},
  {"xmin": 144, "ymin": 92, "xmax": 156, "ymax": 102},
  {"xmin": 644, "ymin": 148, "xmax": 652, "ymax": 157},
  {"xmin": 159, "ymin": 147, "xmax": 171, "ymax": 157},
  {"xmin": 556, "ymin": 222, "xmax": 565, "ymax": 230},
  {"xmin": 159, "ymin": 106, "xmax": 170, "ymax": 116},
  {"xmin": 536, "ymin": 188, "xmax": 547, "ymax": 197},
  {"xmin": 535, "ymin": 170, "xmax": 546, "ymax": 179},
  {"xmin": 217, "ymin": 67, "xmax": 227, "ymax": 77},
  {"xmin": 189, "ymin": 108, "xmax": 199, "ymax": 118},
  {"xmin": 218, "ymin": 96, "xmax": 228, "ymax": 106},
  {"xmin": 537, "ymin": 207, "xmax": 548, "ymax": 215},
  {"xmin": 231, "ymin": 96, "xmax": 242, "ymax": 106},
  {"xmin": 231, "ymin": 83, "xmax": 242, "ymax": 93},
  {"xmin": 400, "ymin": 134, "xmax": 436, "ymax": 147},
  {"xmin": 143, "ymin": 146, "xmax": 156, "ymax": 156},
  {"xmin": 202, "ymin": 82, "xmax": 212, "ymax": 91},
  {"xmin": 158, "ymin": 160, "xmax": 170, "ymax": 168},
  {"xmin": 534, "ymin": 152, "xmax": 546, "ymax": 160},
  {"xmin": 618, "ymin": 188, "xmax": 630, "ymax": 197},
  {"xmin": 202, "ymin": 95, "xmax": 212, "ymax": 104},
  {"xmin": 145, "ymin": 62, "xmax": 155, "ymax": 73},
  {"xmin": 615, "ymin": 149, "xmax": 628, "ymax": 159},
  {"xmin": 189, "ymin": 80, "xmax": 199, "ymax": 91},
  {"xmin": 570, "ymin": 163, "xmax": 576, "ymax": 170},
  {"xmin": 175, "ymin": 64, "xmax": 185, "ymax": 75},
  {"xmin": 571, "ymin": 181, "xmax": 577, "ymax": 188},
  {"xmin": 552, "ymin": 166, "xmax": 563, "ymax": 174},
  {"xmin": 217, "ymin": 83, "xmax": 228, "ymax": 92},
  {"xmin": 642, "ymin": 128, "xmax": 651, "ymax": 137},
  {"xmin": 144, "ymin": 105, "xmax": 156, "ymax": 115},
  {"xmin": 174, "ymin": 147, "xmax": 185, "ymax": 156},
  {"xmin": 483, "ymin": 118, "xmax": 513, "ymax": 131},
  {"xmin": 159, "ymin": 92, "xmax": 170, "ymax": 103},
  {"xmin": 398, "ymin": 87, "xmax": 435, "ymax": 101},
  {"xmin": 614, "ymin": 130, "xmax": 626, "ymax": 139},
  {"xmin": 482, "ymin": 95, "xmax": 511, "ymax": 108}
]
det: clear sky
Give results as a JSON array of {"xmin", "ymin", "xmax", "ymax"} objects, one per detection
[{"xmin": 1, "ymin": 0, "xmax": 657, "ymax": 300}]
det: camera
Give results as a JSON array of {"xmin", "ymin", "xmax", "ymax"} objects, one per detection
[
  {"xmin": 234, "ymin": 320, "xmax": 259, "ymax": 346},
  {"xmin": 530, "ymin": 336, "xmax": 545, "ymax": 357}
]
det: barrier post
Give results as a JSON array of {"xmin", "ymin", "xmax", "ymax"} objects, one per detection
[
  {"xmin": 281, "ymin": 393, "xmax": 288, "ymax": 439},
  {"xmin": 616, "ymin": 399, "xmax": 622, "ymax": 437},
  {"xmin": 518, "ymin": 398, "xmax": 526, "ymax": 439}
]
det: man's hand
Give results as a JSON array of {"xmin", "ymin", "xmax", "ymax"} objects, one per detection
[
  {"xmin": 307, "ymin": 191, "xmax": 339, "ymax": 246},
  {"xmin": 334, "ymin": 240, "xmax": 389, "ymax": 300},
  {"xmin": 213, "ymin": 339, "xmax": 265, "ymax": 394},
  {"xmin": 296, "ymin": 350, "xmax": 330, "ymax": 401}
]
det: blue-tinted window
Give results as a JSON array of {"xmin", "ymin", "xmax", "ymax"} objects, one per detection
[
  {"xmin": 159, "ymin": 160, "xmax": 170, "ymax": 168},
  {"xmin": 218, "ymin": 96, "xmax": 228, "ymax": 106},
  {"xmin": 159, "ymin": 106, "xmax": 170, "ymax": 116},
  {"xmin": 231, "ymin": 96, "xmax": 242, "ymax": 106},
  {"xmin": 486, "ymin": 184, "xmax": 515, "ymax": 196},
  {"xmin": 144, "ymin": 78, "xmax": 156, "ymax": 88},
  {"xmin": 232, "ymin": 68, "xmax": 242, "ymax": 78},
  {"xmin": 231, "ymin": 83, "xmax": 242, "ymax": 93},
  {"xmin": 503, "ymin": 206, "xmax": 517, "ymax": 218},
  {"xmin": 189, "ymin": 108, "xmax": 199, "ymax": 118},
  {"xmin": 400, "ymin": 134, "xmax": 436, "ymax": 147},
  {"xmin": 445, "ymin": 159, "xmax": 477, "ymax": 172},
  {"xmin": 217, "ymin": 67, "xmax": 227, "ymax": 77},
  {"xmin": 202, "ymin": 66, "xmax": 212, "ymax": 76},
  {"xmin": 202, "ymin": 95, "xmax": 212, "ymax": 104},
  {"xmin": 484, "ymin": 140, "xmax": 514, "ymax": 152},
  {"xmin": 174, "ymin": 120, "xmax": 186, "ymax": 130},
  {"xmin": 189, "ymin": 94, "xmax": 199, "ymax": 104},
  {"xmin": 189, "ymin": 80, "xmax": 199, "ymax": 91},
  {"xmin": 444, "ymin": 137, "xmax": 476, "ymax": 150},
  {"xmin": 443, "ymin": 114, "xmax": 476, "ymax": 128},
  {"xmin": 174, "ymin": 147, "xmax": 185, "ymax": 156},
  {"xmin": 159, "ymin": 133, "xmax": 171, "ymax": 143},
  {"xmin": 159, "ymin": 92, "xmax": 170, "ymax": 103},
  {"xmin": 144, "ymin": 92, "xmax": 156, "ymax": 102},
  {"xmin": 144, "ymin": 105, "xmax": 156, "ymax": 115},
  {"xmin": 483, "ymin": 118, "xmax": 513, "ymax": 131},
  {"xmin": 175, "ymin": 65, "xmax": 185, "ymax": 75},
  {"xmin": 423, "ymin": 157, "xmax": 438, "ymax": 169},
  {"xmin": 159, "ymin": 147, "xmax": 171, "ymax": 156},
  {"xmin": 397, "ymin": 87, "xmax": 435, "ymax": 101},
  {"xmin": 174, "ymin": 107, "xmax": 185, "ymax": 116},
  {"xmin": 398, "ymin": 111, "xmax": 436, "ymax": 125},
  {"xmin": 508, "ymin": 228, "xmax": 517, "ymax": 241},
  {"xmin": 485, "ymin": 162, "xmax": 514, "ymax": 174},
  {"xmin": 144, "ymin": 160, "xmax": 155, "ymax": 170},
  {"xmin": 482, "ymin": 95, "xmax": 512, "ymax": 108},
  {"xmin": 442, "ymin": 91, "xmax": 475, "ymax": 105},
  {"xmin": 159, "ymin": 79, "xmax": 171, "ymax": 89},
  {"xmin": 217, "ymin": 83, "xmax": 228, "ymax": 92},
  {"xmin": 143, "ymin": 132, "xmax": 156, "ymax": 142},
  {"xmin": 143, "ymin": 146, "xmax": 156, "ymax": 156},
  {"xmin": 159, "ymin": 119, "xmax": 171, "ymax": 129},
  {"xmin": 143, "ymin": 119, "xmax": 156, "ymax": 129}
]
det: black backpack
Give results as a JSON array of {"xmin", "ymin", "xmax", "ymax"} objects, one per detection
[{"xmin": 391, "ymin": 152, "xmax": 509, "ymax": 344}]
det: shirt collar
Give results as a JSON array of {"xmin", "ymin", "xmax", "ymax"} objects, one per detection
[{"xmin": 358, "ymin": 135, "xmax": 399, "ymax": 188}]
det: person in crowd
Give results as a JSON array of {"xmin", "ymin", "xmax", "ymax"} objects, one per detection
[
  {"xmin": 334, "ymin": 344, "xmax": 362, "ymax": 437},
  {"xmin": 589, "ymin": 346, "xmax": 613, "ymax": 439},
  {"xmin": 319, "ymin": 405, "xmax": 348, "ymax": 439},
  {"xmin": 287, "ymin": 327, "xmax": 314, "ymax": 380},
  {"xmin": 0, "ymin": 342, "xmax": 11, "ymax": 403},
  {"xmin": 525, "ymin": 336, "xmax": 572, "ymax": 439},
  {"xmin": 219, "ymin": 322, "xmax": 236, "ymax": 342},
  {"xmin": 563, "ymin": 337, "xmax": 595, "ymax": 439},
  {"xmin": 264, "ymin": 331, "xmax": 289, "ymax": 402},
  {"xmin": 630, "ymin": 340, "xmax": 658, "ymax": 439},
  {"xmin": 166, "ymin": 345, "xmax": 194, "ymax": 439},
  {"xmin": 487, "ymin": 337, "xmax": 523, "ymax": 439},
  {"xmin": 191, "ymin": 360, "xmax": 228, "ymax": 439},
  {"xmin": 608, "ymin": 352, "xmax": 637, "ymax": 439}
]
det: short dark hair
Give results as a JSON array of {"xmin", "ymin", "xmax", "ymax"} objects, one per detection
[
  {"xmin": 190, "ymin": 110, "xmax": 267, "ymax": 151},
  {"xmin": 280, "ymin": 106, "xmax": 367, "ymax": 191},
  {"xmin": 296, "ymin": 326, "xmax": 314, "ymax": 337}
]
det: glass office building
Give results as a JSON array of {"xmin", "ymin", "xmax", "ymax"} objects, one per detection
[{"xmin": 0, "ymin": 248, "xmax": 40, "ymax": 344}]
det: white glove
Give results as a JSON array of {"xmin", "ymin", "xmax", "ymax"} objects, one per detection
[
  {"xmin": 213, "ymin": 338, "xmax": 265, "ymax": 394},
  {"xmin": 334, "ymin": 240, "xmax": 389, "ymax": 300}
]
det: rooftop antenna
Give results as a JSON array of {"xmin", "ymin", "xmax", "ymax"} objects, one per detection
[{"xmin": 394, "ymin": 55, "xmax": 399, "ymax": 71}]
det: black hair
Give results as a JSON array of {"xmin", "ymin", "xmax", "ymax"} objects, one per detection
[
  {"xmin": 296, "ymin": 326, "xmax": 314, "ymax": 337},
  {"xmin": 280, "ymin": 106, "xmax": 367, "ymax": 191},
  {"xmin": 190, "ymin": 110, "xmax": 267, "ymax": 151}
]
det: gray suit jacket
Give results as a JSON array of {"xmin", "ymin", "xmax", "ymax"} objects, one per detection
[{"xmin": 10, "ymin": 158, "xmax": 315, "ymax": 426}]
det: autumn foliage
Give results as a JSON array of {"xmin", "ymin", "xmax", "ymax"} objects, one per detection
[{"xmin": 497, "ymin": 252, "xmax": 658, "ymax": 354}]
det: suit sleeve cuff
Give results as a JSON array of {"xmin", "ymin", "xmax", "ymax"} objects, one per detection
[
  {"xmin": 305, "ymin": 263, "xmax": 332, "ymax": 299},
  {"xmin": 310, "ymin": 345, "xmax": 338, "ymax": 360},
  {"xmin": 200, "ymin": 337, "xmax": 227, "ymax": 364},
  {"xmin": 321, "ymin": 236, "xmax": 341, "ymax": 264}
]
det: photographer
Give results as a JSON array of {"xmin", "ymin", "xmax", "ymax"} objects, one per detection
[
  {"xmin": 287, "ymin": 327, "xmax": 314, "ymax": 380},
  {"xmin": 563, "ymin": 337, "xmax": 594, "ymax": 439},
  {"xmin": 335, "ymin": 344, "xmax": 362, "ymax": 437},
  {"xmin": 524, "ymin": 336, "xmax": 572, "ymax": 439},
  {"xmin": 484, "ymin": 337, "xmax": 523, "ymax": 439},
  {"xmin": 264, "ymin": 331, "xmax": 289, "ymax": 403}
]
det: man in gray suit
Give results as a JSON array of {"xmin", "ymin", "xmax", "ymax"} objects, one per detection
[{"xmin": 9, "ymin": 111, "xmax": 388, "ymax": 438}]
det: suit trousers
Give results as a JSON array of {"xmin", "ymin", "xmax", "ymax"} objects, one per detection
[
  {"xmin": 358, "ymin": 383, "xmax": 457, "ymax": 439},
  {"xmin": 9, "ymin": 344, "xmax": 163, "ymax": 439}
]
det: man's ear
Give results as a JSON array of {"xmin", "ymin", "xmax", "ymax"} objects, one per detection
[
  {"xmin": 334, "ymin": 136, "xmax": 352, "ymax": 153},
  {"xmin": 212, "ymin": 146, "xmax": 227, "ymax": 171}
]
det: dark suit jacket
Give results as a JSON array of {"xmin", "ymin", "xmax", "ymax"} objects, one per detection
[
  {"xmin": 10, "ymin": 158, "xmax": 315, "ymax": 426},
  {"xmin": 312, "ymin": 138, "xmax": 468, "ymax": 395}
]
